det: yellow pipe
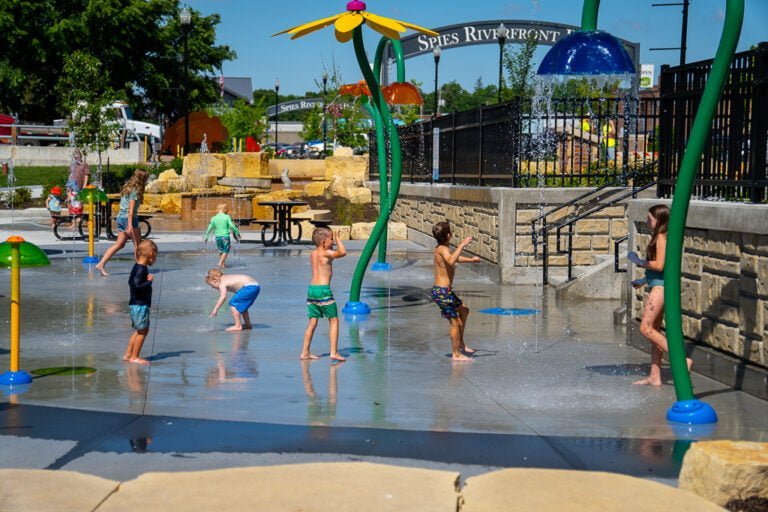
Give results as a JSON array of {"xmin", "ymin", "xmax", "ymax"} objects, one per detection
[
  {"xmin": 143, "ymin": 136, "xmax": 148, "ymax": 161},
  {"xmin": 9, "ymin": 242, "xmax": 20, "ymax": 372},
  {"xmin": 239, "ymin": 138, "xmax": 243, "ymax": 153},
  {"xmin": 88, "ymin": 199, "xmax": 95, "ymax": 258}
]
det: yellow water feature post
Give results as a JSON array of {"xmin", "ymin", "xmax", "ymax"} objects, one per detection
[
  {"xmin": 78, "ymin": 185, "xmax": 108, "ymax": 265},
  {"xmin": 0, "ymin": 236, "xmax": 51, "ymax": 387}
]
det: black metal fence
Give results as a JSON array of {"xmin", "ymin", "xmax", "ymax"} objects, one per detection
[
  {"xmin": 657, "ymin": 42, "xmax": 768, "ymax": 203},
  {"xmin": 370, "ymin": 97, "xmax": 661, "ymax": 187}
]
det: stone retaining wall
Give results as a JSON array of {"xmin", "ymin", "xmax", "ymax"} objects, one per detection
[
  {"xmin": 627, "ymin": 199, "xmax": 768, "ymax": 383},
  {"xmin": 371, "ymin": 183, "xmax": 648, "ymax": 283}
]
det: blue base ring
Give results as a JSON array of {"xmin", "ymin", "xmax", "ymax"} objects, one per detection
[
  {"xmin": 371, "ymin": 262, "xmax": 392, "ymax": 272},
  {"xmin": 82, "ymin": 256, "xmax": 99, "ymax": 264},
  {"xmin": 0, "ymin": 370, "xmax": 33, "ymax": 386},
  {"xmin": 343, "ymin": 301, "xmax": 370, "ymax": 315},
  {"xmin": 666, "ymin": 399, "xmax": 718, "ymax": 425}
]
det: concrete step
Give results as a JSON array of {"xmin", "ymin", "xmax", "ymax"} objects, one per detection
[{"xmin": 555, "ymin": 252, "xmax": 628, "ymax": 300}]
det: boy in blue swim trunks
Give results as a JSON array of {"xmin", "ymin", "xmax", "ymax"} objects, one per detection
[
  {"xmin": 431, "ymin": 221, "xmax": 481, "ymax": 362},
  {"xmin": 205, "ymin": 203, "xmax": 240, "ymax": 268},
  {"xmin": 206, "ymin": 268, "xmax": 260, "ymax": 332},
  {"xmin": 301, "ymin": 227, "xmax": 347, "ymax": 361},
  {"xmin": 124, "ymin": 240, "xmax": 157, "ymax": 365}
]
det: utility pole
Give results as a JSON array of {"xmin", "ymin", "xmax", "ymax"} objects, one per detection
[{"xmin": 650, "ymin": 0, "xmax": 690, "ymax": 66}]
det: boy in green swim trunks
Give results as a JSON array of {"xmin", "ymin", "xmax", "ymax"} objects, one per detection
[
  {"xmin": 301, "ymin": 227, "xmax": 347, "ymax": 361},
  {"xmin": 204, "ymin": 203, "xmax": 240, "ymax": 268},
  {"xmin": 431, "ymin": 221, "xmax": 481, "ymax": 362}
]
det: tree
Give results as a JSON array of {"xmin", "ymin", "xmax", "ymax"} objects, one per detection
[
  {"xmin": 210, "ymin": 98, "xmax": 267, "ymax": 148},
  {"xmin": 504, "ymin": 34, "xmax": 538, "ymax": 101},
  {"xmin": 0, "ymin": 1, "xmax": 234, "ymax": 122},
  {"xmin": 57, "ymin": 51, "xmax": 119, "ymax": 185},
  {"xmin": 300, "ymin": 106, "xmax": 323, "ymax": 141}
]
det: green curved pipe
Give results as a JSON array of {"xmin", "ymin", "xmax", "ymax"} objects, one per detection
[
  {"xmin": 349, "ymin": 26, "xmax": 403, "ymax": 303},
  {"xmin": 371, "ymin": 37, "xmax": 407, "ymax": 264},
  {"xmin": 664, "ymin": 0, "xmax": 743, "ymax": 401},
  {"xmin": 581, "ymin": 0, "xmax": 600, "ymax": 31},
  {"xmin": 362, "ymin": 98, "xmax": 388, "ymax": 263}
]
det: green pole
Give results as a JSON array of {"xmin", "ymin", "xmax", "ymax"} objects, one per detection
[
  {"xmin": 371, "ymin": 38, "xmax": 407, "ymax": 266},
  {"xmin": 580, "ymin": 0, "xmax": 600, "ymax": 31},
  {"xmin": 664, "ymin": 0, "xmax": 743, "ymax": 401},
  {"xmin": 348, "ymin": 26, "xmax": 403, "ymax": 306},
  {"xmin": 362, "ymin": 99, "xmax": 388, "ymax": 265}
]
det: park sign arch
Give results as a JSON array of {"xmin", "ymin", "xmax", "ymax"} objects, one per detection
[
  {"xmin": 381, "ymin": 19, "xmax": 640, "ymax": 83},
  {"xmin": 267, "ymin": 98, "xmax": 323, "ymax": 118},
  {"xmin": 267, "ymin": 98, "xmax": 355, "ymax": 118}
]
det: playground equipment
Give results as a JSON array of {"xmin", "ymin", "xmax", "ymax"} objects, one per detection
[
  {"xmin": 77, "ymin": 184, "xmax": 109, "ymax": 264},
  {"xmin": 538, "ymin": 0, "xmax": 744, "ymax": 424},
  {"xmin": 275, "ymin": 1, "xmax": 436, "ymax": 315},
  {"xmin": 0, "ymin": 236, "xmax": 51, "ymax": 387}
]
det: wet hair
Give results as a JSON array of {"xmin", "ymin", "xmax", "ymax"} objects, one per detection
[
  {"xmin": 136, "ymin": 239, "xmax": 157, "ymax": 258},
  {"xmin": 646, "ymin": 205, "xmax": 670, "ymax": 260},
  {"xmin": 432, "ymin": 221, "xmax": 451, "ymax": 245},
  {"xmin": 205, "ymin": 267, "xmax": 223, "ymax": 286},
  {"xmin": 121, "ymin": 169, "xmax": 149, "ymax": 204},
  {"xmin": 216, "ymin": 203, "xmax": 228, "ymax": 213},
  {"xmin": 312, "ymin": 226, "xmax": 332, "ymax": 247}
]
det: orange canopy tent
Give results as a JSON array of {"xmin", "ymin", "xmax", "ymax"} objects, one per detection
[{"xmin": 162, "ymin": 112, "xmax": 228, "ymax": 154}]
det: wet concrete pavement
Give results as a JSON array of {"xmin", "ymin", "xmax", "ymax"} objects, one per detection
[{"xmin": 0, "ymin": 217, "xmax": 766, "ymax": 482}]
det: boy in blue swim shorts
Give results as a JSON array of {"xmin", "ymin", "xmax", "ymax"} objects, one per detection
[
  {"xmin": 206, "ymin": 268, "xmax": 260, "ymax": 331},
  {"xmin": 431, "ymin": 221, "xmax": 481, "ymax": 362},
  {"xmin": 124, "ymin": 240, "xmax": 157, "ymax": 365}
]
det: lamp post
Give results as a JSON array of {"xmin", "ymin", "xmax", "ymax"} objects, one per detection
[
  {"xmin": 433, "ymin": 46, "xmax": 441, "ymax": 117},
  {"xmin": 274, "ymin": 79, "xmax": 280, "ymax": 149},
  {"xmin": 180, "ymin": 6, "xmax": 192, "ymax": 155},
  {"xmin": 322, "ymin": 72, "xmax": 328, "ymax": 155},
  {"xmin": 497, "ymin": 22, "xmax": 507, "ymax": 103}
]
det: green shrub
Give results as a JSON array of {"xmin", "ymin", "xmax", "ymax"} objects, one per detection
[{"xmin": 1, "ymin": 187, "xmax": 32, "ymax": 207}]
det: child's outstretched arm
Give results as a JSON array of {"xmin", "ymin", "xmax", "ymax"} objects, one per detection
[
  {"xmin": 210, "ymin": 284, "xmax": 228, "ymax": 317},
  {"xmin": 328, "ymin": 233, "xmax": 346, "ymax": 259},
  {"xmin": 204, "ymin": 219, "xmax": 214, "ymax": 241},
  {"xmin": 227, "ymin": 216, "xmax": 240, "ymax": 240},
  {"xmin": 447, "ymin": 236, "xmax": 473, "ymax": 265}
]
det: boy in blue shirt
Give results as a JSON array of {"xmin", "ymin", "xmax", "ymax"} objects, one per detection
[{"xmin": 124, "ymin": 240, "xmax": 157, "ymax": 365}]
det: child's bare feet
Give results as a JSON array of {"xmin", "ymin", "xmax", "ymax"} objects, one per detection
[
  {"xmin": 300, "ymin": 353, "xmax": 320, "ymax": 360},
  {"xmin": 461, "ymin": 345, "xmax": 477, "ymax": 355},
  {"xmin": 95, "ymin": 265, "xmax": 109, "ymax": 276},
  {"xmin": 452, "ymin": 354, "xmax": 473, "ymax": 362},
  {"xmin": 243, "ymin": 324, "xmax": 252, "ymax": 330},
  {"xmin": 225, "ymin": 325, "xmax": 243, "ymax": 332},
  {"xmin": 129, "ymin": 357, "xmax": 150, "ymax": 365},
  {"xmin": 122, "ymin": 354, "xmax": 131, "ymax": 361},
  {"xmin": 330, "ymin": 353, "xmax": 346, "ymax": 362},
  {"xmin": 633, "ymin": 376, "xmax": 662, "ymax": 386}
]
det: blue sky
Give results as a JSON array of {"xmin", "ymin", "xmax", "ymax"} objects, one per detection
[{"xmin": 187, "ymin": 0, "xmax": 767, "ymax": 95}]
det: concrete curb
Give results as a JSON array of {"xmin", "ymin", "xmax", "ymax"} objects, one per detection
[{"xmin": 0, "ymin": 464, "xmax": 727, "ymax": 511}]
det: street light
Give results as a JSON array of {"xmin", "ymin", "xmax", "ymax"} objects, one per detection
[
  {"xmin": 497, "ymin": 22, "xmax": 507, "ymax": 103},
  {"xmin": 322, "ymin": 72, "xmax": 328, "ymax": 155},
  {"xmin": 433, "ymin": 46, "xmax": 441, "ymax": 117},
  {"xmin": 274, "ymin": 79, "xmax": 280, "ymax": 149},
  {"xmin": 180, "ymin": 6, "xmax": 192, "ymax": 155}
]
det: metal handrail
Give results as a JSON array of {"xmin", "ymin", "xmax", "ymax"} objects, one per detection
[
  {"xmin": 614, "ymin": 235, "xmax": 629, "ymax": 273},
  {"xmin": 547, "ymin": 180, "xmax": 656, "ymax": 284},
  {"xmin": 531, "ymin": 160, "xmax": 658, "ymax": 259}
]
